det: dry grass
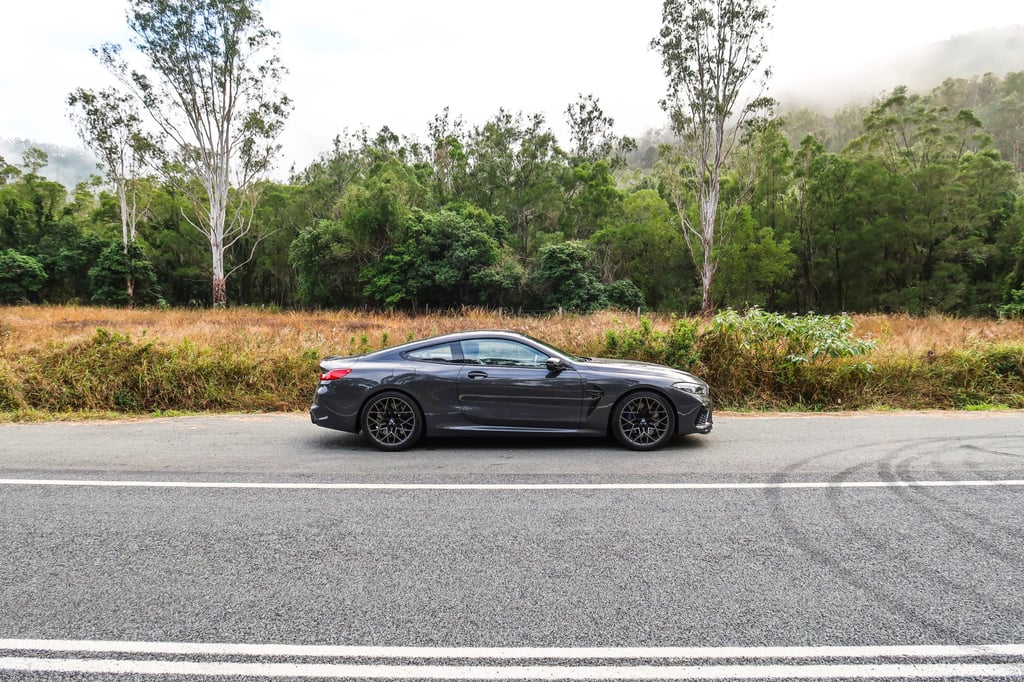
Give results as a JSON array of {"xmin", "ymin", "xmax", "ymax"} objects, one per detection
[
  {"xmin": 0, "ymin": 306, "xmax": 650, "ymax": 359},
  {"xmin": 852, "ymin": 314, "xmax": 1024, "ymax": 355},
  {"xmin": 4, "ymin": 306, "xmax": 1024, "ymax": 357},
  {"xmin": 2, "ymin": 306, "xmax": 1023, "ymax": 417}
]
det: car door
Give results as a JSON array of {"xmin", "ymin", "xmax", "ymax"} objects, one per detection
[{"xmin": 456, "ymin": 338, "xmax": 584, "ymax": 429}]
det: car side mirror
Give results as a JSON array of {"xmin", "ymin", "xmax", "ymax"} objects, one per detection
[{"xmin": 546, "ymin": 357, "xmax": 567, "ymax": 373}]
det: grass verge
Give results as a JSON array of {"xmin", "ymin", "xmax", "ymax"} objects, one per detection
[{"xmin": 2, "ymin": 306, "xmax": 1023, "ymax": 419}]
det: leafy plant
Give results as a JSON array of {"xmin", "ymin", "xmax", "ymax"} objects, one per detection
[
  {"xmin": 0, "ymin": 249, "xmax": 46, "ymax": 303},
  {"xmin": 603, "ymin": 316, "xmax": 699, "ymax": 368},
  {"xmin": 709, "ymin": 308, "xmax": 876, "ymax": 364},
  {"xmin": 997, "ymin": 289, "xmax": 1024, "ymax": 319}
]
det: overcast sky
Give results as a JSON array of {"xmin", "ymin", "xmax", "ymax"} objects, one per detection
[{"xmin": 0, "ymin": 0, "xmax": 1018, "ymax": 174}]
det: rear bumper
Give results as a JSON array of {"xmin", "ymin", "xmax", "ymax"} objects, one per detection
[{"xmin": 310, "ymin": 387, "xmax": 359, "ymax": 433}]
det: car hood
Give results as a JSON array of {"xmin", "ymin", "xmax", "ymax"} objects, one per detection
[{"xmin": 576, "ymin": 356, "xmax": 705, "ymax": 383}]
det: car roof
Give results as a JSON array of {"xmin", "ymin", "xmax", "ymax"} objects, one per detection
[
  {"xmin": 363, "ymin": 330, "xmax": 534, "ymax": 357},
  {"xmin": 405, "ymin": 329, "xmax": 529, "ymax": 347}
]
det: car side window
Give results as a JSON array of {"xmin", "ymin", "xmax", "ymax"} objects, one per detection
[
  {"xmin": 405, "ymin": 342, "xmax": 457, "ymax": 363},
  {"xmin": 460, "ymin": 339, "xmax": 548, "ymax": 368}
]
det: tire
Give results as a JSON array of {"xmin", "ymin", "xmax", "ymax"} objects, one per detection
[
  {"xmin": 360, "ymin": 391, "xmax": 423, "ymax": 451},
  {"xmin": 611, "ymin": 390, "xmax": 675, "ymax": 451}
]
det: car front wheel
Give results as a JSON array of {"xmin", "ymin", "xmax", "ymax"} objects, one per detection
[
  {"xmin": 612, "ymin": 391, "xmax": 675, "ymax": 451},
  {"xmin": 361, "ymin": 391, "xmax": 423, "ymax": 451}
]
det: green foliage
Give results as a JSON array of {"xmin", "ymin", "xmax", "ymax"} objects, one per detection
[
  {"xmin": 604, "ymin": 316, "xmax": 700, "ymax": 368},
  {"xmin": 709, "ymin": 308, "xmax": 876, "ymax": 364},
  {"xmin": 289, "ymin": 219, "xmax": 354, "ymax": 308},
  {"xmin": 604, "ymin": 279, "xmax": 645, "ymax": 311},
  {"xmin": 361, "ymin": 207, "xmax": 515, "ymax": 309},
  {"xmin": 88, "ymin": 242, "xmax": 161, "ymax": 306},
  {"xmin": 713, "ymin": 206, "xmax": 795, "ymax": 308},
  {"xmin": 5, "ymin": 54, "xmax": 1024, "ymax": 317},
  {"xmin": 998, "ymin": 289, "xmax": 1024, "ymax": 319},
  {"xmin": 699, "ymin": 308, "xmax": 878, "ymax": 409},
  {"xmin": 0, "ymin": 249, "xmax": 46, "ymax": 303},
  {"xmin": 464, "ymin": 109, "xmax": 564, "ymax": 255},
  {"xmin": 534, "ymin": 240, "xmax": 608, "ymax": 312},
  {"xmin": 592, "ymin": 189, "xmax": 691, "ymax": 309}
]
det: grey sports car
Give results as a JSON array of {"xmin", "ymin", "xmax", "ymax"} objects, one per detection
[{"xmin": 310, "ymin": 330, "xmax": 712, "ymax": 451}]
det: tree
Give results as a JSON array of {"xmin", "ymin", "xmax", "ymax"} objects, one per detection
[
  {"xmin": 20, "ymin": 148, "xmax": 49, "ymax": 176},
  {"xmin": 0, "ymin": 249, "xmax": 46, "ymax": 303},
  {"xmin": 850, "ymin": 87, "xmax": 1018, "ymax": 313},
  {"xmin": 89, "ymin": 241, "xmax": 161, "ymax": 306},
  {"xmin": 0, "ymin": 154, "xmax": 18, "ymax": 184},
  {"xmin": 984, "ymin": 71, "xmax": 1024, "ymax": 173},
  {"xmin": 534, "ymin": 240, "xmax": 608, "ymax": 312},
  {"xmin": 67, "ymin": 86, "xmax": 156, "ymax": 305},
  {"xmin": 465, "ymin": 109, "xmax": 564, "ymax": 256},
  {"xmin": 96, "ymin": 0, "xmax": 291, "ymax": 306},
  {"xmin": 713, "ymin": 206, "xmax": 794, "ymax": 309},
  {"xmin": 651, "ymin": 0, "xmax": 774, "ymax": 315},
  {"xmin": 362, "ymin": 206, "xmax": 517, "ymax": 310},
  {"xmin": 564, "ymin": 94, "xmax": 636, "ymax": 169},
  {"xmin": 592, "ymin": 189, "xmax": 691, "ymax": 309}
]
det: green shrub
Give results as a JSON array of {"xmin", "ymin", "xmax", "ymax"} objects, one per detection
[
  {"xmin": 997, "ymin": 289, "xmax": 1024, "ymax": 320},
  {"xmin": 603, "ymin": 316, "xmax": 699, "ymax": 368},
  {"xmin": 699, "ymin": 309, "xmax": 877, "ymax": 409}
]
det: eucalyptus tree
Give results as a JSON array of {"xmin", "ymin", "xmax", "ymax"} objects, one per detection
[
  {"xmin": 465, "ymin": 109, "xmax": 564, "ymax": 256},
  {"xmin": 842, "ymin": 86, "xmax": 1018, "ymax": 313},
  {"xmin": 564, "ymin": 94, "xmax": 636, "ymax": 169},
  {"xmin": 426, "ymin": 108, "xmax": 469, "ymax": 205},
  {"xmin": 95, "ymin": 0, "xmax": 290, "ymax": 306},
  {"xmin": 67, "ymin": 87, "xmax": 155, "ymax": 304},
  {"xmin": 651, "ymin": 0, "xmax": 774, "ymax": 316},
  {"xmin": 67, "ymin": 87, "xmax": 153, "ymax": 250},
  {"xmin": 985, "ymin": 71, "xmax": 1024, "ymax": 172}
]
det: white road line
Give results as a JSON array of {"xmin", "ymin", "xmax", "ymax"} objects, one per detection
[
  {"xmin": 3, "ymin": 640, "xmax": 1024, "ymax": 659},
  {"xmin": 1, "ymin": 478, "xmax": 1024, "ymax": 491},
  {"xmin": 4, "ymin": 658, "xmax": 1024, "ymax": 679}
]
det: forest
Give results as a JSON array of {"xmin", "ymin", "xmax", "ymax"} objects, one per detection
[{"xmin": 2, "ymin": 29, "xmax": 1024, "ymax": 318}]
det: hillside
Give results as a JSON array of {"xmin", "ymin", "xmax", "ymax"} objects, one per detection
[
  {"xmin": 0, "ymin": 138, "xmax": 98, "ymax": 188},
  {"xmin": 776, "ymin": 25, "xmax": 1024, "ymax": 112},
  {"xmin": 5, "ymin": 25, "xmax": 1023, "ymax": 187}
]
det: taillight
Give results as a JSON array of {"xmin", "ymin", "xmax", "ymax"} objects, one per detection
[{"xmin": 320, "ymin": 368, "xmax": 352, "ymax": 381}]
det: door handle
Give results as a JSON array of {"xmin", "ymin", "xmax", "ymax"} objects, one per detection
[{"xmin": 467, "ymin": 370, "xmax": 488, "ymax": 379}]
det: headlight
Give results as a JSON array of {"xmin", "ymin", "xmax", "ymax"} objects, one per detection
[{"xmin": 672, "ymin": 380, "xmax": 706, "ymax": 395}]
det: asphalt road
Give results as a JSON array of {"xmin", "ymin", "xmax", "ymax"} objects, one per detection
[{"xmin": 2, "ymin": 412, "xmax": 1024, "ymax": 680}]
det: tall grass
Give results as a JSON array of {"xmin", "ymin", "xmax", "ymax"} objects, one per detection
[{"xmin": 2, "ymin": 305, "xmax": 1023, "ymax": 417}]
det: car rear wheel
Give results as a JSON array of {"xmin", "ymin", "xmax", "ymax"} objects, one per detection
[
  {"xmin": 361, "ymin": 392, "xmax": 423, "ymax": 451},
  {"xmin": 612, "ymin": 391, "xmax": 675, "ymax": 451}
]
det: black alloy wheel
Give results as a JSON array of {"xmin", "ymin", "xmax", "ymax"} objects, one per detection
[
  {"xmin": 361, "ymin": 391, "xmax": 423, "ymax": 451},
  {"xmin": 612, "ymin": 390, "xmax": 675, "ymax": 450}
]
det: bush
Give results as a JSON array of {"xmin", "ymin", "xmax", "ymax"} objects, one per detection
[
  {"xmin": 88, "ymin": 242, "xmax": 161, "ymax": 307},
  {"xmin": 998, "ymin": 289, "xmax": 1024, "ymax": 320},
  {"xmin": 603, "ymin": 316, "xmax": 699, "ymax": 368},
  {"xmin": 605, "ymin": 279, "xmax": 645, "ymax": 311},
  {"xmin": 699, "ymin": 308, "xmax": 877, "ymax": 409},
  {"xmin": 0, "ymin": 249, "xmax": 46, "ymax": 303}
]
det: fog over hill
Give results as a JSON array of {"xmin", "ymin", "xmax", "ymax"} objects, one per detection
[
  {"xmin": 0, "ymin": 138, "xmax": 98, "ymax": 188},
  {"xmin": 5, "ymin": 25, "xmax": 1023, "ymax": 189},
  {"xmin": 775, "ymin": 25, "xmax": 1024, "ymax": 112}
]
